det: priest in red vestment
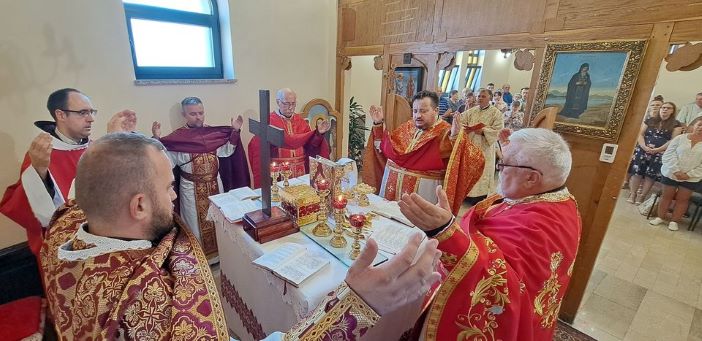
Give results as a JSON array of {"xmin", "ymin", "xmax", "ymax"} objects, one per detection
[
  {"xmin": 0, "ymin": 88, "xmax": 136, "ymax": 258},
  {"xmin": 41, "ymin": 133, "xmax": 229, "ymax": 340},
  {"xmin": 362, "ymin": 90, "xmax": 484, "ymax": 213},
  {"xmin": 397, "ymin": 128, "xmax": 582, "ymax": 341},
  {"xmin": 153, "ymin": 97, "xmax": 250, "ymax": 260},
  {"xmin": 247, "ymin": 88, "xmax": 330, "ymax": 188}
]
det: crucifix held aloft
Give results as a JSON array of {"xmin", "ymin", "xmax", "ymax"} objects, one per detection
[{"xmin": 242, "ymin": 90, "xmax": 295, "ymax": 243}]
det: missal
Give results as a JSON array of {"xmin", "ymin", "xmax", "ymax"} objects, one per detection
[{"xmin": 252, "ymin": 243, "xmax": 330, "ymax": 287}]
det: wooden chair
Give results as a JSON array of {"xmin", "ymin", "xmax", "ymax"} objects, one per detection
[
  {"xmin": 301, "ymin": 98, "xmax": 342, "ymax": 160},
  {"xmin": 530, "ymin": 106, "xmax": 559, "ymax": 129}
]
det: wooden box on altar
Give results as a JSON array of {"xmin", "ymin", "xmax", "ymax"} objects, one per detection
[
  {"xmin": 279, "ymin": 185, "xmax": 321, "ymax": 227},
  {"xmin": 242, "ymin": 206, "xmax": 297, "ymax": 243},
  {"xmin": 309, "ymin": 157, "xmax": 358, "ymax": 210}
]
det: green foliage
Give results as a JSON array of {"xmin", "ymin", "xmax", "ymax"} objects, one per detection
[{"xmin": 347, "ymin": 96, "xmax": 368, "ymax": 170}]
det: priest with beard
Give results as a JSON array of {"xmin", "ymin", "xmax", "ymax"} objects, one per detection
[{"xmin": 152, "ymin": 96, "xmax": 250, "ymax": 260}]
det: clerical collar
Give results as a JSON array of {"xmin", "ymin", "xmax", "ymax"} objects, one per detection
[
  {"xmin": 503, "ymin": 185, "xmax": 570, "ymax": 206},
  {"xmin": 276, "ymin": 110, "xmax": 294, "ymax": 120},
  {"xmin": 57, "ymin": 223, "xmax": 153, "ymax": 261},
  {"xmin": 479, "ymin": 104, "xmax": 491, "ymax": 110},
  {"xmin": 54, "ymin": 127, "xmax": 83, "ymax": 145}
]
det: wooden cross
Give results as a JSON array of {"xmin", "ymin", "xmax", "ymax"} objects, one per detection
[{"xmin": 249, "ymin": 90, "xmax": 285, "ymax": 216}]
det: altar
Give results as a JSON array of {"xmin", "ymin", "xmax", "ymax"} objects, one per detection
[{"xmin": 208, "ymin": 177, "xmax": 425, "ymax": 341}]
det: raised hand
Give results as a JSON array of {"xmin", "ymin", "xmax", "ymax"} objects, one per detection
[
  {"xmin": 399, "ymin": 185, "xmax": 453, "ymax": 231},
  {"xmin": 231, "ymin": 115, "xmax": 244, "ymax": 132},
  {"xmin": 369, "ymin": 105, "xmax": 384, "ymax": 124},
  {"xmin": 345, "ymin": 234, "xmax": 442, "ymax": 316},
  {"xmin": 498, "ymin": 128, "xmax": 512, "ymax": 145},
  {"xmin": 28, "ymin": 132, "xmax": 53, "ymax": 180},
  {"xmin": 317, "ymin": 120, "xmax": 331, "ymax": 134},
  {"xmin": 151, "ymin": 121, "xmax": 162, "ymax": 138},
  {"xmin": 107, "ymin": 110, "xmax": 137, "ymax": 133}
]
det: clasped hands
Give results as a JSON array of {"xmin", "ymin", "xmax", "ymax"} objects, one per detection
[{"xmin": 344, "ymin": 185, "xmax": 453, "ymax": 315}]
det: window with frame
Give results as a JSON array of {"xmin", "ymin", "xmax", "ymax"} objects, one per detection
[{"xmin": 122, "ymin": 0, "xmax": 223, "ymax": 79}]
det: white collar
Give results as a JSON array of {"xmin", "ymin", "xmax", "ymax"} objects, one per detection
[
  {"xmin": 57, "ymin": 223, "xmax": 153, "ymax": 261},
  {"xmin": 54, "ymin": 127, "xmax": 82, "ymax": 145}
]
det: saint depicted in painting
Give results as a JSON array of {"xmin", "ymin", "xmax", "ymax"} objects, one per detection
[
  {"xmin": 406, "ymin": 75, "xmax": 416, "ymax": 99},
  {"xmin": 559, "ymin": 63, "xmax": 592, "ymax": 118}
]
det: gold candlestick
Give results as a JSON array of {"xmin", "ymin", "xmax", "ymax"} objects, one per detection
[
  {"xmin": 282, "ymin": 169, "xmax": 291, "ymax": 187},
  {"xmin": 348, "ymin": 214, "xmax": 366, "ymax": 260},
  {"xmin": 271, "ymin": 170, "xmax": 281, "ymax": 202},
  {"xmin": 330, "ymin": 207, "xmax": 347, "ymax": 248},
  {"xmin": 312, "ymin": 188, "xmax": 332, "ymax": 237},
  {"xmin": 354, "ymin": 183, "xmax": 375, "ymax": 207}
]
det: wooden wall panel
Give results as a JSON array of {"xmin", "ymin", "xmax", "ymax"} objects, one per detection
[
  {"xmin": 671, "ymin": 19, "xmax": 702, "ymax": 43},
  {"xmin": 439, "ymin": 0, "xmax": 548, "ymax": 38},
  {"xmin": 556, "ymin": 0, "xmax": 702, "ymax": 30},
  {"xmin": 343, "ymin": 0, "xmax": 437, "ymax": 48}
]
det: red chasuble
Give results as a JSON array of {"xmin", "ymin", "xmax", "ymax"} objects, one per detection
[
  {"xmin": 247, "ymin": 112, "xmax": 330, "ymax": 188},
  {"xmin": 40, "ymin": 202, "xmax": 229, "ymax": 340},
  {"xmin": 362, "ymin": 120, "xmax": 484, "ymax": 211},
  {"xmin": 0, "ymin": 122, "xmax": 87, "ymax": 258},
  {"xmin": 423, "ymin": 189, "xmax": 581, "ymax": 341}
]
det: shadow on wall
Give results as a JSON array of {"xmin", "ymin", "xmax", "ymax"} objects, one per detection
[
  {"xmin": 0, "ymin": 23, "xmax": 87, "ymax": 172},
  {"xmin": 0, "ymin": 132, "xmax": 19, "ymax": 188}
]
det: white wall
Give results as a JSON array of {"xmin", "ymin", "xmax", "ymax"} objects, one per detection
[
  {"xmin": 343, "ymin": 56, "xmax": 383, "ymax": 146},
  {"xmin": 0, "ymin": 0, "xmax": 337, "ymax": 248},
  {"xmin": 479, "ymin": 50, "xmax": 532, "ymax": 94},
  {"xmin": 653, "ymin": 63, "xmax": 702, "ymax": 113}
]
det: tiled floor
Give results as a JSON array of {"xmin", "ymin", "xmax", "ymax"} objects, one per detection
[{"xmin": 574, "ymin": 190, "xmax": 702, "ymax": 340}]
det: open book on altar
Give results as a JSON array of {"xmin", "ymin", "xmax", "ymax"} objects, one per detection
[
  {"xmin": 209, "ymin": 187, "xmax": 262, "ymax": 222},
  {"xmin": 252, "ymin": 243, "xmax": 330, "ymax": 287},
  {"xmin": 370, "ymin": 200, "xmax": 415, "ymax": 227}
]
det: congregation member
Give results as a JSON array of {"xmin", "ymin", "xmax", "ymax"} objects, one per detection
[
  {"xmin": 501, "ymin": 83, "xmax": 513, "ymax": 105},
  {"xmin": 627, "ymin": 102, "xmax": 682, "ymax": 204},
  {"xmin": 492, "ymin": 90, "xmax": 508, "ymax": 112},
  {"xmin": 152, "ymin": 96, "xmax": 250, "ymax": 260},
  {"xmin": 677, "ymin": 92, "xmax": 702, "ymax": 126},
  {"xmin": 520, "ymin": 87, "xmax": 530, "ymax": 111},
  {"xmin": 248, "ymin": 88, "xmax": 330, "ymax": 188},
  {"xmin": 458, "ymin": 90, "xmax": 477, "ymax": 112},
  {"xmin": 503, "ymin": 100, "xmax": 525, "ymax": 130},
  {"xmin": 440, "ymin": 89, "xmax": 462, "ymax": 124},
  {"xmin": 650, "ymin": 116, "xmax": 702, "ymax": 231},
  {"xmin": 486, "ymin": 83, "xmax": 495, "ymax": 92},
  {"xmin": 0, "ymin": 88, "xmax": 135, "ymax": 258}
]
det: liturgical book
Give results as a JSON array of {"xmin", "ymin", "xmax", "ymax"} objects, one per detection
[
  {"xmin": 209, "ymin": 187, "xmax": 262, "ymax": 222},
  {"xmin": 252, "ymin": 243, "xmax": 330, "ymax": 287}
]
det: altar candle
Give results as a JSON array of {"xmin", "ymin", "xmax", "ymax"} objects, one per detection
[
  {"xmin": 333, "ymin": 195, "xmax": 347, "ymax": 209},
  {"xmin": 281, "ymin": 161, "xmax": 291, "ymax": 171},
  {"xmin": 349, "ymin": 214, "xmax": 366, "ymax": 228},
  {"xmin": 270, "ymin": 162, "xmax": 280, "ymax": 173},
  {"xmin": 316, "ymin": 178, "xmax": 329, "ymax": 191}
]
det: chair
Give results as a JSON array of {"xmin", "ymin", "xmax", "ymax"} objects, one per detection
[
  {"xmin": 301, "ymin": 98, "xmax": 342, "ymax": 160},
  {"xmin": 687, "ymin": 192, "xmax": 702, "ymax": 231},
  {"xmin": 530, "ymin": 106, "xmax": 558, "ymax": 129}
]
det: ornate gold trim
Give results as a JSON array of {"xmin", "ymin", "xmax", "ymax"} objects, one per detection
[
  {"xmin": 424, "ymin": 240, "xmax": 479, "ymax": 341},
  {"xmin": 531, "ymin": 40, "xmax": 647, "ymax": 141},
  {"xmin": 434, "ymin": 222, "xmax": 463, "ymax": 243}
]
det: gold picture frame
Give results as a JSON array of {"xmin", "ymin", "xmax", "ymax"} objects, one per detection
[{"xmin": 531, "ymin": 40, "xmax": 647, "ymax": 140}]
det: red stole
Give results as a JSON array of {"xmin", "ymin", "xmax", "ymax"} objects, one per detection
[
  {"xmin": 381, "ymin": 120, "xmax": 451, "ymax": 171},
  {"xmin": 40, "ymin": 202, "xmax": 229, "ymax": 340},
  {"xmin": 425, "ymin": 190, "xmax": 581, "ymax": 341},
  {"xmin": 0, "ymin": 147, "xmax": 85, "ymax": 257},
  {"xmin": 247, "ymin": 112, "xmax": 330, "ymax": 188}
]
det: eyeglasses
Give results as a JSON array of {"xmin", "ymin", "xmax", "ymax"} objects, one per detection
[
  {"xmin": 278, "ymin": 101, "xmax": 296, "ymax": 107},
  {"xmin": 496, "ymin": 162, "xmax": 542, "ymax": 174},
  {"xmin": 60, "ymin": 109, "xmax": 98, "ymax": 117}
]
